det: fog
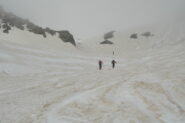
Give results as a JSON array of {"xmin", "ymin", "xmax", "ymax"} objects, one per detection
[{"xmin": 0, "ymin": 0, "xmax": 185, "ymax": 39}]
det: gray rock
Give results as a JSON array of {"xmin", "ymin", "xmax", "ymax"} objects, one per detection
[
  {"xmin": 130, "ymin": 33, "xmax": 138, "ymax": 39},
  {"xmin": 0, "ymin": 6, "xmax": 76, "ymax": 46},
  {"xmin": 45, "ymin": 27, "xmax": 56, "ymax": 36},
  {"xmin": 104, "ymin": 31, "xmax": 115, "ymax": 40},
  {"xmin": 2, "ymin": 23, "xmax": 11, "ymax": 33},
  {"xmin": 141, "ymin": 32, "xmax": 154, "ymax": 37},
  {"xmin": 58, "ymin": 31, "xmax": 76, "ymax": 46},
  {"xmin": 100, "ymin": 40, "xmax": 114, "ymax": 44}
]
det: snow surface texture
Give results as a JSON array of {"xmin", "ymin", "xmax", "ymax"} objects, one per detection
[{"xmin": 0, "ymin": 20, "xmax": 185, "ymax": 123}]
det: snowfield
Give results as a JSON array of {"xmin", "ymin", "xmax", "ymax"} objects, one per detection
[{"xmin": 0, "ymin": 20, "xmax": 185, "ymax": 123}]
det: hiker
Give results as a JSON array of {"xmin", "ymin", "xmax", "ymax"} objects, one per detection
[
  {"xmin": 98, "ymin": 60, "xmax": 103, "ymax": 70},
  {"xmin": 111, "ymin": 60, "xmax": 116, "ymax": 69}
]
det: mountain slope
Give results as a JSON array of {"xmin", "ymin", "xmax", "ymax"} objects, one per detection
[
  {"xmin": 0, "ymin": 10, "xmax": 185, "ymax": 123},
  {"xmin": 0, "ymin": 7, "xmax": 76, "ymax": 46}
]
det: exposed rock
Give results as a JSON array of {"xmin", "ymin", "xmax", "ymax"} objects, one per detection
[
  {"xmin": 100, "ymin": 40, "xmax": 114, "ymax": 44},
  {"xmin": 27, "ymin": 23, "xmax": 46, "ymax": 38},
  {"xmin": 104, "ymin": 31, "xmax": 115, "ymax": 40},
  {"xmin": 130, "ymin": 33, "xmax": 138, "ymax": 39},
  {"xmin": 58, "ymin": 31, "xmax": 76, "ymax": 46},
  {"xmin": 0, "ymin": 6, "xmax": 76, "ymax": 46},
  {"xmin": 45, "ymin": 27, "xmax": 56, "ymax": 36},
  {"xmin": 2, "ymin": 23, "xmax": 11, "ymax": 33},
  {"xmin": 101, "ymin": 31, "xmax": 115, "ymax": 45},
  {"xmin": 141, "ymin": 32, "xmax": 154, "ymax": 38}
]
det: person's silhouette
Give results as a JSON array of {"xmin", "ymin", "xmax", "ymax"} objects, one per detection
[
  {"xmin": 111, "ymin": 60, "xmax": 116, "ymax": 69},
  {"xmin": 98, "ymin": 60, "xmax": 103, "ymax": 70}
]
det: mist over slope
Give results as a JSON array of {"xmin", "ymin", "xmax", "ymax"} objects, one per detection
[{"xmin": 80, "ymin": 18, "xmax": 185, "ymax": 57}]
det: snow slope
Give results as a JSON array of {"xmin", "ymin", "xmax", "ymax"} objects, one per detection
[{"xmin": 0, "ymin": 19, "xmax": 185, "ymax": 123}]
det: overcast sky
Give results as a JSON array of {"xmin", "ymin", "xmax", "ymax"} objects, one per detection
[{"xmin": 0, "ymin": 0, "xmax": 185, "ymax": 39}]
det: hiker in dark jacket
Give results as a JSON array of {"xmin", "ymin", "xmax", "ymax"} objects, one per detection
[
  {"xmin": 111, "ymin": 60, "xmax": 116, "ymax": 69},
  {"xmin": 98, "ymin": 60, "xmax": 103, "ymax": 70}
]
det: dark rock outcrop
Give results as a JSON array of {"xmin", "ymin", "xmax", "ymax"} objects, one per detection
[
  {"xmin": 104, "ymin": 31, "xmax": 115, "ymax": 40},
  {"xmin": 141, "ymin": 32, "xmax": 154, "ymax": 38},
  {"xmin": 45, "ymin": 27, "xmax": 56, "ymax": 36},
  {"xmin": 2, "ymin": 23, "xmax": 11, "ymax": 33},
  {"xmin": 130, "ymin": 33, "xmax": 138, "ymax": 39},
  {"xmin": 100, "ymin": 40, "xmax": 114, "ymax": 45},
  {"xmin": 58, "ymin": 31, "xmax": 76, "ymax": 46},
  {"xmin": 0, "ymin": 6, "xmax": 76, "ymax": 46},
  {"xmin": 100, "ymin": 31, "xmax": 115, "ymax": 45},
  {"xmin": 27, "ymin": 23, "xmax": 46, "ymax": 38}
]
